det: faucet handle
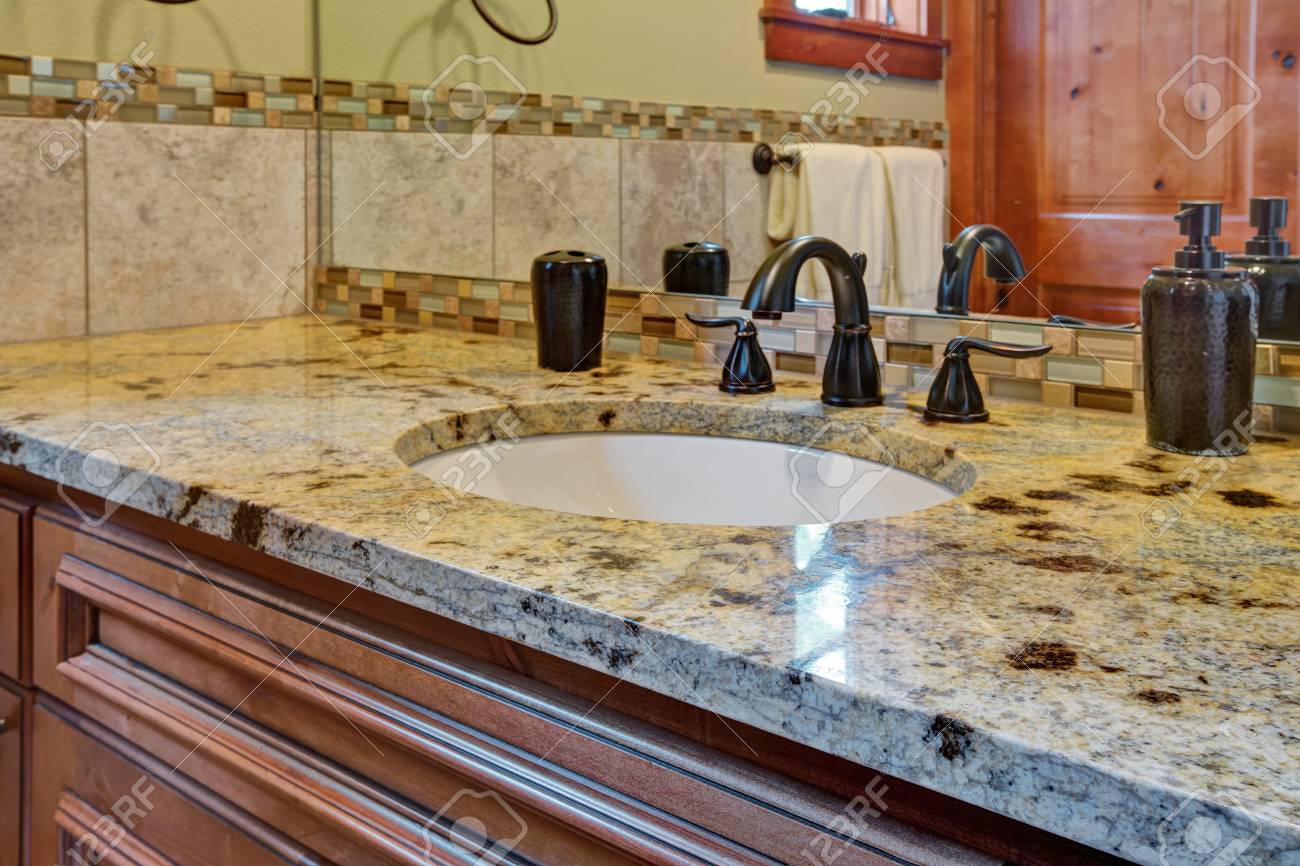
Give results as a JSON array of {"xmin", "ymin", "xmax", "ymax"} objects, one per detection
[
  {"xmin": 925, "ymin": 337, "xmax": 1052, "ymax": 423},
  {"xmin": 686, "ymin": 313, "xmax": 775, "ymax": 395},
  {"xmin": 941, "ymin": 242, "xmax": 959, "ymax": 272}
]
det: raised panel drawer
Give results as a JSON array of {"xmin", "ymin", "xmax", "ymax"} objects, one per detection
[
  {"xmin": 0, "ymin": 490, "xmax": 35, "ymax": 683},
  {"xmin": 0, "ymin": 680, "xmax": 24, "ymax": 866},
  {"xmin": 31, "ymin": 506, "xmax": 992, "ymax": 866},
  {"xmin": 31, "ymin": 699, "xmax": 331, "ymax": 866}
]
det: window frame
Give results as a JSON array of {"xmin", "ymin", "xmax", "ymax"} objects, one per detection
[{"xmin": 759, "ymin": 0, "xmax": 948, "ymax": 80}]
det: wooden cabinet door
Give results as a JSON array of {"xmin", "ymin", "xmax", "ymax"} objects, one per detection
[
  {"xmin": 0, "ymin": 681, "xmax": 22, "ymax": 866},
  {"xmin": 0, "ymin": 491, "xmax": 34, "ymax": 684},
  {"xmin": 948, "ymin": 0, "xmax": 1300, "ymax": 321}
]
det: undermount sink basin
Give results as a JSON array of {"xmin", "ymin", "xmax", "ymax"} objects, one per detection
[{"xmin": 410, "ymin": 432, "xmax": 955, "ymax": 526}]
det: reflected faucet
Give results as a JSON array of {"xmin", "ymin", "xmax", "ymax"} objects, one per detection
[
  {"xmin": 935, "ymin": 224, "xmax": 1027, "ymax": 316},
  {"xmin": 742, "ymin": 236, "xmax": 882, "ymax": 407}
]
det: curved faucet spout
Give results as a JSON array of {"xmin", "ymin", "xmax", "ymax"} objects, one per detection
[
  {"xmin": 935, "ymin": 224, "xmax": 1027, "ymax": 316},
  {"xmin": 742, "ymin": 236, "xmax": 881, "ymax": 407},
  {"xmin": 742, "ymin": 235, "xmax": 870, "ymax": 326}
]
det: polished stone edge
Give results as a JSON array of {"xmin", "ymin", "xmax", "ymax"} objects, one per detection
[{"xmin": 2, "ymin": 424, "xmax": 1292, "ymax": 866}]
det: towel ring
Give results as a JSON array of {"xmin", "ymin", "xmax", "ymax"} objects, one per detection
[{"xmin": 471, "ymin": 0, "xmax": 558, "ymax": 45}]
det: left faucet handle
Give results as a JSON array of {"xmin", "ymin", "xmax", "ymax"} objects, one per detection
[{"xmin": 686, "ymin": 314, "xmax": 775, "ymax": 395}]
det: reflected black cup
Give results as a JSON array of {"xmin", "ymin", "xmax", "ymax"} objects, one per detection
[{"xmin": 663, "ymin": 242, "xmax": 729, "ymax": 296}]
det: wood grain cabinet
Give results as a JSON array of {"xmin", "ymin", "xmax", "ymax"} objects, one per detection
[
  {"xmin": 0, "ymin": 475, "xmax": 1123, "ymax": 866},
  {"xmin": 0, "ymin": 680, "xmax": 25, "ymax": 866},
  {"xmin": 0, "ymin": 490, "xmax": 34, "ymax": 684}
]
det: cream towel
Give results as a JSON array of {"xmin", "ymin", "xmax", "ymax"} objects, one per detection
[
  {"xmin": 766, "ymin": 142, "xmax": 891, "ymax": 305},
  {"xmin": 877, "ymin": 146, "xmax": 946, "ymax": 310},
  {"xmin": 765, "ymin": 141, "xmax": 812, "ymax": 242}
]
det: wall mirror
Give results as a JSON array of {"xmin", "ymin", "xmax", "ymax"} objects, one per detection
[{"xmin": 314, "ymin": 0, "xmax": 1300, "ymax": 345}]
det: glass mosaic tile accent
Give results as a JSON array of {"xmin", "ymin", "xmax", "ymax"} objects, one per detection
[
  {"xmin": 313, "ymin": 265, "xmax": 1300, "ymax": 430},
  {"xmin": 0, "ymin": 52, "xmax": 315, "ymax": 130}
]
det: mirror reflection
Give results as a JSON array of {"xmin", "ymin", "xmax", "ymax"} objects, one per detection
[{"xmin": 316, "ymin": 0, "xmax": 1300, "ymax": 343}]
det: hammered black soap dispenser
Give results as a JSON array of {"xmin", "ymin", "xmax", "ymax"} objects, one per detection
[
  {"xmin": 1227, "ymin": 196, "xmax": 1300, "ymax": 341},
  {"xmin": 1141, "ymin": 201, "xmax": 1257, "ymax": 456}
]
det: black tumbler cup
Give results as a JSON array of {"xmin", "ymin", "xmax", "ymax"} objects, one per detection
[{"xmin": 531, "ymin": 250, "xmax": 608, "ymax": 371}]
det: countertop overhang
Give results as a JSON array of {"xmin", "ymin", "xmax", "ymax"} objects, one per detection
[{"xmin": 1, "ymin": 314, "xmax": 1296, "ymax": 865}]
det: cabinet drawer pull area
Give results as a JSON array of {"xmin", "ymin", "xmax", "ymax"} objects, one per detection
[
  {"xmin": 58, "ymin": 649, "xmax": 673, "ymax": 866},
  {"xmin": 55, "ymin": 790, "xmax": 178, "ymax": 866},
  {"xmin": 50, "ymin": 556, "xmax": 785, "ymax": 866},
  {"xmin": 33, "ymin": 697, "xmax": 335, "ymax": 866}
]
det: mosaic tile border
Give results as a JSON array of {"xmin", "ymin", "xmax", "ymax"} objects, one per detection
[
  {"xmin": 0, "ymin": 51, "xmax": 946, "ymax": 147},
  {"xmin": 323, "ymin": 80, "xmax": 947, "ymax": 146},
  {"xmin": 313, "ymin": 265, "xmax": 1300, "ymax": 434},
  {"xmin": 0, "ymin": 53, "xmax": 316, "ymax": 129}
]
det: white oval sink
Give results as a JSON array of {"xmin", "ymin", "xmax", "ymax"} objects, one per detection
[{"xmin": 410, "ymin": 432, "xmax": 954, "ymax": 526}]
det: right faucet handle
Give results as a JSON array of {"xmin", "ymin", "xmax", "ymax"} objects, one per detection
[{"xmin": 925, "ymin": 337, "xmax": 1052, "ymax": 423}]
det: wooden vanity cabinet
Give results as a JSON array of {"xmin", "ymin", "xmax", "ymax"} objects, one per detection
[
  {"xmin": 0, "ymin": 469, "xmax": 1127, "ymax": 866},
  {"xmin": 0, "ymin": 678, "xmax": 26, "ymax": 866},
  {"xmin": 0, "ymin": 490, "xmax": 34, "ymax": 684}
]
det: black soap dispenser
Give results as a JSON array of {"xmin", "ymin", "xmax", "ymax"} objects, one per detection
[
  {"xmin": 1227, "ymin": 196, "xmax": 1300, "ymax": 341},
  {"xmin": 1141, "ymin": 201, "xmax": 1257, "ymax": 456}
]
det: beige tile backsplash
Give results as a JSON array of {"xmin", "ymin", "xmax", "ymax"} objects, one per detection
[
  {"xmin": 88, "ymin": 124, "xmax": 307, "ymax": 333},
  {"xmin": 0, "ymin": 118, "xmax": 87, "ymax": 342},
  {"xmin": 492, "ymin": 135, "xmax": 621, "ymax": 284},
  {"xmin": 0, "ymin": 116, "xmax": 311, "ymax": 342},
  {"xmin": 617, "ymin": 139, "xmax": 726, "ymax": 288},
  {"xmin": 325, "ymin": 132, "xmax": 773, "ymax": 295},
  {"xmin": 328, "ymin": 131, "xmax": 493, "ymax": 276}
]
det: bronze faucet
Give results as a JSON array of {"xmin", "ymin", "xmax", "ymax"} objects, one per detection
[
  {"xmin": 935, "ymin": 224, "xmax": 1027, "ymax": 316},
  {"xmin": 742, "ymin": 236, "xmax": 882, "ymax": 407}
]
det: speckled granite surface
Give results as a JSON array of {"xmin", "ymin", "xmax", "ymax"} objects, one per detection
[{"xmin": 0, "ymin": 315, "xmax": 1296, "ymax": 865}]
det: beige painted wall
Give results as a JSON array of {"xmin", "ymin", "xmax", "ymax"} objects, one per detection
[
  {"xmin": 320, "ymin": 0, "xmax": 944, "ymax": 120},
  {"xmin": 0, "ymin": 0, "xmax": 314, "ymax": 77}
]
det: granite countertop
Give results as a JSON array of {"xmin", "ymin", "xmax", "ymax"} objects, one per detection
[{"xmin": 1, "ymin": 314, "xmax": 1296, "ymax": 865}]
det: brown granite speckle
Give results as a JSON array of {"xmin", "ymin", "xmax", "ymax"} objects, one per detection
[
  {"xmin": 926, "ymin": 715, "xmax": 973, "ymax": 761},
  {"xmin": 972, "ymin": 496, "xmax": 1049, "ymax": 516},
  {"xmin": 1016, "ymin": 520, "xmax": 1073, "ymax": 541},
  {"xmin": 1218, "ymin": 489, "xmax": 1281, "ymax": 508},
  {"xmin": 1135, "ymin": 689, "xmax": 1181, "ymax": 705},
  {"xmin": 230, "ymin": 501, "xmax": 269, "ymax": 548},
  {"xmin": 1016, "ymin": 554, "xmax": 1122, "ymax": 575},
  {"xmin": 1008, "ymin": 640, "xmax": 1079, "ymax": 671},
  {"xmin": 1023, "ymin": 489, "xmax": 1084, "ymax": 502}
]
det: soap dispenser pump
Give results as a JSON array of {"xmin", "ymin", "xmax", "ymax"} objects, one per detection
[
  {"xmin": 1227, "ymin": 196, "xmax": 1300, "ymax": 341},
  {"xmin": 1141, "ymin": 201, "xmax": 1257, "ymax": 457}
]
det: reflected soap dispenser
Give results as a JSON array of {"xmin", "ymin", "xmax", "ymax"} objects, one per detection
[
  {"xmin": 1226, "ymin": 196, "xmax": 1300, "ymax": 341},
  {"xmin": 1141, "ymin": 201, "xmax": 1257, "ymax": 456}
]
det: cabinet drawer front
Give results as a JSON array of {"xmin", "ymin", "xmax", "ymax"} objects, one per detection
[
  {"xmin": 0, "ymin": 491, "xmax": 34, "ymax": 683},
  {"xmin": 32, "ymin": 700, "xmax": 315, "ymax": 866},
  {"xmin": 34, "ymin": 509, "xmax": 988, "ymax": 866},
  {"xmin": 0, "ymin": 684, "xmax": 23, "ymax": 866}
]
